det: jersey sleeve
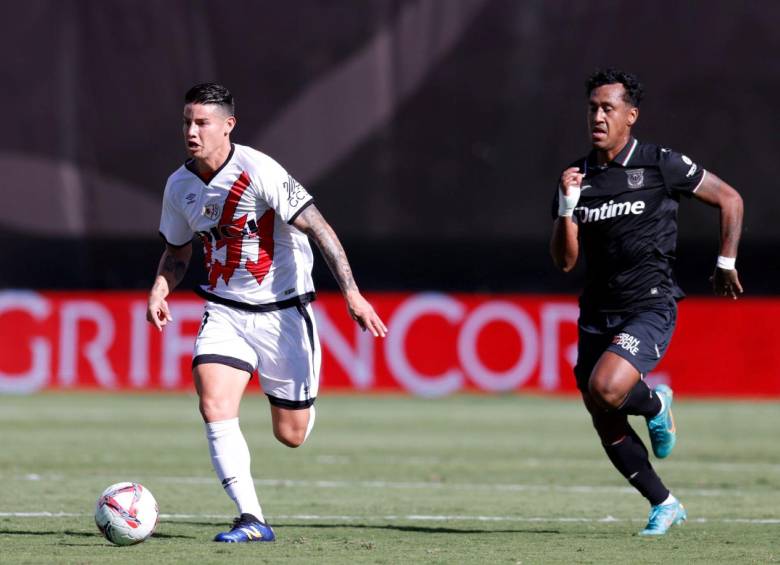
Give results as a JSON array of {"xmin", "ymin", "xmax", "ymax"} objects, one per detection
[
  {"xmin": 158, "ymin": 180, "xmax": 194, "ymax": 246},
  {"xmin": 253, "ymin": 157, "xmax": 314, "ymax": 224},
  {"xmin": 658, "ymin": 148, "xmax": 706, "ymax": 197}
]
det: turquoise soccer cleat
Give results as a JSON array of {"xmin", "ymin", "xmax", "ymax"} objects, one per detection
[
  {"xmin": 213, "ymin": 513, "xmax": 276, "ymax": 543},
  {"xmin": 647, "ymin": 384, "xmax": 676, "ymax": 458},
  {"xmin": 639, "ymin": 500, "xmax": 687, "ymax": 536}
]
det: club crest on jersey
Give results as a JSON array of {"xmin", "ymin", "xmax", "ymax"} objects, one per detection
[
  {"xmin": 203, "ymin": 203, "xmax": 221, "ymax": 220},
  {"xmin": 625, "ymin": 168, "xmax": 644, "ymax": 189}
]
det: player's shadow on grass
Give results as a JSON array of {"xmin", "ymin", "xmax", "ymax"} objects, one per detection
[
  {"xmin": 287, "ymin": 523, "xmax": 562, "ymax": 535},
  {"xmin": 164, "ymin": 520, "xmax": 560, "ymax": 535},
  {"xmin": 0, "ymin": 530, "xmax": 193, "ymax": 540}
]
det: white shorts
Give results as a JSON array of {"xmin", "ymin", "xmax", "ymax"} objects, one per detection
[{"xmin": 192, "ymin": 301, "xmax": 321, "ymax": 409}]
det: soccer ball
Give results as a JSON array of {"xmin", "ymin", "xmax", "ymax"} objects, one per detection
[{"xmin": 94, "ymin": 482, "xmax": 159, "ymax": 546}]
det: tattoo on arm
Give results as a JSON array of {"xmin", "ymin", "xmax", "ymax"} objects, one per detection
[
  {"xmin": 162, "ymin": 254, "xmax": 188, "ymax": 285},
  {"xmin": 156, "ymin": 245, "xmax": 192, "ymax": 293},
  {"xmin": 295, "ymin": 206, "xmax": 358, "ymax": 293}
]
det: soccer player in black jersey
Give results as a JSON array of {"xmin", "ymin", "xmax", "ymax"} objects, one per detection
[{"xmin": 550, "ymin": 69, "xmax": 744, "ymax": 535}]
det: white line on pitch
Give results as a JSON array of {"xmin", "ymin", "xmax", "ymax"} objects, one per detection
[
  {"xmin": 156, "ymin": 476, "xmax": 743, "ymax": 498},
  {"xmin": 8, "ymin": 473, "xmax": 758, "ymax": 497},
  {"xmin": 1, "ymin": 512, "xmax": 779, "ymax": 525}
]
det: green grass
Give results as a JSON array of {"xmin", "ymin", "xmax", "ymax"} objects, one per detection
[{"xmin": 1, "ymin": 393, "xmax": 778, "ymax": 564}]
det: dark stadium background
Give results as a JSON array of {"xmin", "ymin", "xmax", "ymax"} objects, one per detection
[{"xmin": 2, "ymin": 0, "xmax": 777, "ymax": 295}]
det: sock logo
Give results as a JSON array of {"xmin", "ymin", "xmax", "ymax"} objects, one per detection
[
  {"xmin": 221, "ymin": 477, "xmax": 238, "ymax": 489},
  {"xmin": 613, "ymin": 332, "xmax": 640, "ymax": 356}
]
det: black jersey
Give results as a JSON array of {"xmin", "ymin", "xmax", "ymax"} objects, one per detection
[{"xmin": 552, "ymin": 137, "xmax": 705, "ymax": 312}]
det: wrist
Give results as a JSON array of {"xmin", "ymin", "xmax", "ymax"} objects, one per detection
[
  {"xmin": 557, "ymin": 185, "xmax": 580, "ymax": 217},
  {"xmin": 716, "ymin": 255, "xmax": 736, "ymax": 270}
]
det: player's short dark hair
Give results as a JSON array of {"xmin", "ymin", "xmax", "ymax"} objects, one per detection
[
  {"xmin": 585, "ymin": 69, "xmax": 644, "ymax": 108},
  {"xmin": 184, "ymin": 82, "xmax": 235, "ymax": 115}
]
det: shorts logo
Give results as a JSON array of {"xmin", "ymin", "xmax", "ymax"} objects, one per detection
[
  {"xmin": 625, "ymin": 169, "xmax": 645, "ymax": 189},
  {"xmin": 203, "ymin": 203, "xmax": 221, "ymax": 220},
  {"xmin": 185, "ymin": 193, "xmax": 197, "ymax": 204},
  {"xmin": 613, "ymin": 332, "xmax": 640, "ymax": 356}
]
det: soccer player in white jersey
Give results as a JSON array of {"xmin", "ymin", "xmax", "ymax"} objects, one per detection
[{"xmin": 146, "ymin": 83, "xmax": 387, "ymax": 543}]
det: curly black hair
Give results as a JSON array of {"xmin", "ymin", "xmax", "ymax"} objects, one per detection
[
  {"xmin": 184, "ymin": 82, "xmax": 235, "ymax": 115},
  {"xmin": 585, "ymin": 69, "xmax": 644, "ymax": 108}
]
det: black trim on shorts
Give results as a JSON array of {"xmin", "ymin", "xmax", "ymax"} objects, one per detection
[
  {"xmin": 159, "ymin": 232, "xmax": 193, "ymax": 249},
  {"xmin": 296, "ymin": 303, "xmax": 316, "ymax": 356},
  {"xmin": 266, "ymin": 394, "xmax": 316, "ymax": 410},
  {"xmin": 296, "ymin": 303, "xmax": 317, "ymax": 393},
  {"xmin": 194, "ymin": 288, "xmax": 316, "ymax": 313},
  {"xmin": 192, "ymin": 354, "xmax": 254, "ymax": 375},
  {"xmin": 287, "ymin": 198, "xmax": 315, "ymax": 224}
]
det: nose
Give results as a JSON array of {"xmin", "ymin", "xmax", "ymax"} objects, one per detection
[{"xmin": 185, "ymin": 122, "xmax": 198, "ymax": 138}]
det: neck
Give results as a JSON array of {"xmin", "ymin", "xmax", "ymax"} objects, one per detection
[
  {"xmin": 195, "ymin": 142, "xmax": 232, "ymax": 176},
  {"xmin": 596, "ymin": 135, "xmax": 631, "ymax": 165}
]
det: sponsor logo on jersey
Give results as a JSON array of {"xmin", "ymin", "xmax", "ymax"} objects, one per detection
[
  {"xmin": 197, "ymin": 217, "xmax": 262, "ymax": 242},
  {"xmin": 625, "ymin": 168, "xmax": 644, "ymax": 189},
  {"xmin": 613, "ymin": 332, "xmax": 640, "ymax": 356},
  {"xmin": 574, "ymin": 200, "xmax": 646, "ymax": 224},
  {"xmin": 284, "ymin": 175, "xmax": 308, "ymax": 207},
  {"xmin": 203, "ymin": 203, "xmax": 222, "ymax": 220}
]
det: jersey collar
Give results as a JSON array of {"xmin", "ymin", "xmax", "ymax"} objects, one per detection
[
  {"xmin": 185, "ymin": 143, "xmax": 236, "ymax": 185},
  {"xmin": 584, "ymin": 137, "xmax": 638, "ymax": 175}
]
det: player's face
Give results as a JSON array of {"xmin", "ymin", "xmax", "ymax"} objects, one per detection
[
  {"xmin": 587, "ymin": 83, "xmax": 638, "ymax": 152},
  {"xmin": 182, "ymin": 103, "xmax": 235, "ymax": 161}
]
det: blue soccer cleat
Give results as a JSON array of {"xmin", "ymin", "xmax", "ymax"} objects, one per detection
[
  {"xmin": 639, "ymin": 500, "xmax": 687, "ymax": 536},
  {"xmin": 647, "ymin": 384, "xmax": 676, "ymax": 458},
  {"xmin": 213, "ymin": 513, "xmax": 276, "ymax": 543}
]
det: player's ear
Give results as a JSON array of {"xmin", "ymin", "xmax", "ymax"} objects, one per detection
[
  {"xmin": 224, "ymin": 115, "xmax": 236, "ymax": 135},
  {"xmin": 627, "ymin": 106, "xmax": 639, "ymax": 127}
]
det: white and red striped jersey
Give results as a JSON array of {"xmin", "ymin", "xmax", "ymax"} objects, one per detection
[{"xmin": 159, "ymin": 143, "xmax": 315, "ymax": 308}]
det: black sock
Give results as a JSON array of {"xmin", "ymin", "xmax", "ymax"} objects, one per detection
[
  {"xmin": 603, "ymin": 426, "xmax": 669, "ymax": 506},
  {"xmin": 618, "ymin": 379, "xmax": 661, "ymax": 418}
]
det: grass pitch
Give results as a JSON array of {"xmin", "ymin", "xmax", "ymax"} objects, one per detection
[{"xmin": 1, "ymin": 393, "xmax": 778, "ymax": 564}]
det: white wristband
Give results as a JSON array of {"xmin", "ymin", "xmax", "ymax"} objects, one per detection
[
  {"xmin": 557, "ymin": 185, "xmax": 581, "ymax": 217},
  {"xmin": 716, "ymin": 256, "xmax": 736, "ymax": 270}
]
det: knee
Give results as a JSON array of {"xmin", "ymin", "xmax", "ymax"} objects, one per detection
[
  {"xmin": 588, "ymin": 373, "xmax": 626, "ymax": 409},
  {"xmin": 199, "ymin": 395, "xmax": 237, "ymax": 423},
  {"xmin": 582, "ymin": 392, "xmax": 628, "ymax": 445},
  {"xmin": 273, "ymin": 423, "xmax": 306, "ymax": 448}
]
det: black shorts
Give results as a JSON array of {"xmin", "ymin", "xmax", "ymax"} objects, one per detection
[{"xmin": 573, "ymin": 300, "xmax": 677, "ymax": 393}]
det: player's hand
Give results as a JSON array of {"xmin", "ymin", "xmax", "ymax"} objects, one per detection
[
  {"xmin": 147, "ymin": 295, "xmax": 173, "ymax": 330},
  {"xmin": 709, "ymin": 267, "xmax": 743, "ymax": 299},
  {"xmin": 345, "ymin": 290, "xmax": 387, "ymax": 337},
  {"xmin": 559, "ymin": 167, "xmax": 583, "ymax": 196}
]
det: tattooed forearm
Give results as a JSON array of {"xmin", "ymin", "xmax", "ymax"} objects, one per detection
[
  {"xmin": 154, "ymin": 245, "xmax": 192, "ymax": 294},
  {"xmin": 162, "ymin": 254, "xmax": 188, "ymax": 285},
  {"xmin": 295, "ymin": 206, "xmax": 358, "ymax": 293}
]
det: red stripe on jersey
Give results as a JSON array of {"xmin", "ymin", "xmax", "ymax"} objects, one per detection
[
  {"xmin": 245, "ymin": 209, "xmax": 275, "ymax": 286},
  {"xmin": 209, "ymin": 171, "xmax": 251, "ymax": 289}
]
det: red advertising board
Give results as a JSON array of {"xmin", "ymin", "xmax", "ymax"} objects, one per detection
[{"xmin": 0, "ymin": 290, "xmax": 778, "ymax": 396}]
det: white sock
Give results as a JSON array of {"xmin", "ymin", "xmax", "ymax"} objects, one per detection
[
  {"xmin": 205, "ymin": 418, "xmax": 264, "ymax": 521},
  {"xmin": 660, "ymin": 493, "xmax": 677, "ymax": 506},
  {"xmin": 304, "ymin": 405, "xmax": 316, "ymax": 442}
]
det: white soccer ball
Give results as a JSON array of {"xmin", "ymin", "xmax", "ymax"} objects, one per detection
[{"xmin": 94, "ymin": 482, "xmax": 159, "ymax": 546}]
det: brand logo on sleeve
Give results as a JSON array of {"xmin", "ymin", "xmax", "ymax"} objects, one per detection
[
  {"xmin": 681, "ymin": 155, "xmax": 698, "ymax": 177},
  {"xmin": 285, "ymin": 176, "xmax": 308, "ymax": 207}
]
